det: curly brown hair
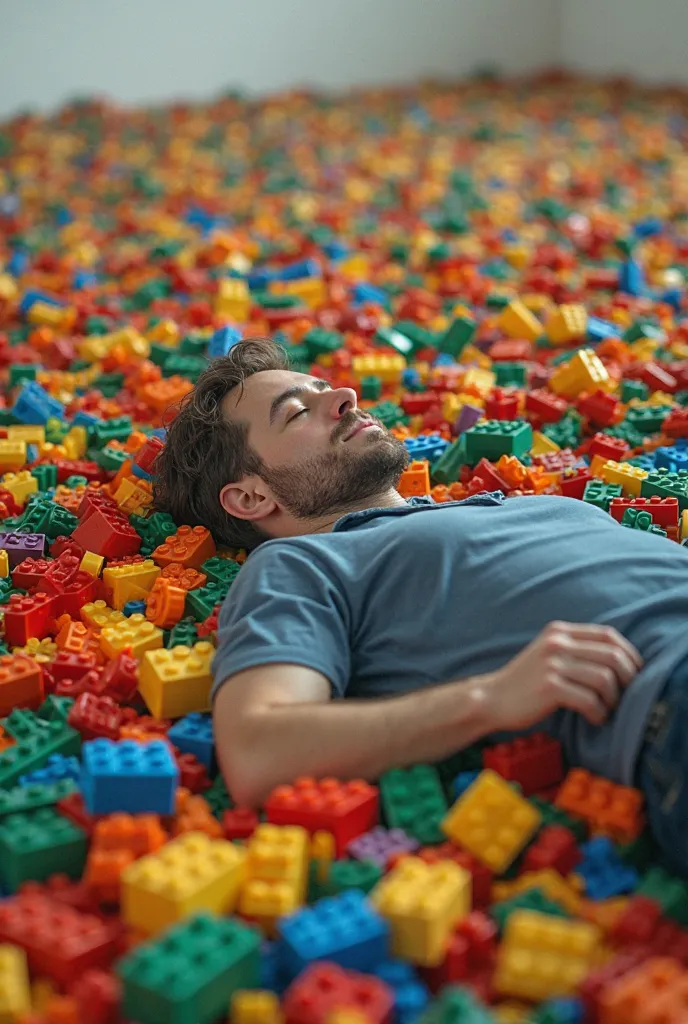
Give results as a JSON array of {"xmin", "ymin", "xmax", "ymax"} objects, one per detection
[{"xmin": 153, "ymin": 337, "xmax": 288, "ymax": 549}]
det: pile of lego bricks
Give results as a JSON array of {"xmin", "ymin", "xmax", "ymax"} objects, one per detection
[{"xmin": 1, "ymin": 74, "xmax": 688, "ymax": 1023}]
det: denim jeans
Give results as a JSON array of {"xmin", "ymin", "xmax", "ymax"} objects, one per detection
[{"xmin": 637, "ymin": 655, "xmax": 688, "ymax": 877}]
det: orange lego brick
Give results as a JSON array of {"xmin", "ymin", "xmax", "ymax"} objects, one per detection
[
  {"xmin": 145, "ymin": 577, "xmax": 187, "ymax": 628},
  {"xmin": 0, "ymin": 654, "xmax": 44, "ymax": 716},
  {"xmin": 172, "ymin": 792, "xmax": 223, "ymax": 839},
  {"xmin": 151, "ymin": 525, "xmax": 216, "ymax": 570},
  {"xmin": 555, "ymin": 768, "xmax": 645, "ymax": 843},
  {"xmin": 140, "ymin": 376, "xmax": 194, "ymax": 412},
  {"xmin": 160, "ymin": 563, "xmax": 207, "ymax": 591},
  {"xmin": 599, "ymin": 957, "xmax": 688, "ymax": 1024},
  {"xmin": 397, "ymin": 461, "xmax": 431, "ymax": 499}
]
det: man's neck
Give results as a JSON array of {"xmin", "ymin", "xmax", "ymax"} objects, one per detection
[{"xmin": 274, "ymin": 488, "xmax": 407, "ymax": 540}]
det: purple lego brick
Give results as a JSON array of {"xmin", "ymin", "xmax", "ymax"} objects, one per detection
[
  {"xmin": 454, "ymin": 405, "xmax": 483, "ymax": 437},
  {"xmin": 346, "ymin": 827, "xmax": 419, "ymax": 868},
  {"xmin": 0, "ymin": 533, "xmax": 46, "ymax": 568}
]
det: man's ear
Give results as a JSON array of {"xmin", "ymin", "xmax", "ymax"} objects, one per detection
[{"xmin": 220, "ymin": 476, "xmax": 278, "ymax": 523}]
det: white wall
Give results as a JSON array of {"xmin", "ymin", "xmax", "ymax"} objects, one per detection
[
  {"xmin": 0, "ymin": 0, "xmax": 558, "ymax": 118},
  {"xmin": 560, "ymin": 0, "xmax": 688, "ymax": 84}
]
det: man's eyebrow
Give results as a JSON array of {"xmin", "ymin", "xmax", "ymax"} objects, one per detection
[{"xmin": 269, "ymin": 379, "xmax": 331, "ymax": 425}]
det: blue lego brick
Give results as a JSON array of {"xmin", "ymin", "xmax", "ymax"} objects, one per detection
[
  {"xmin": 353, "ymin": 282, "xmax": 387, "ymax": 305},
  {"xmin": 577, "ymin": 836, "xmax": 639, "ymax": 900},
  {"xmin": 404, "ymin": 435, "xmax": 450, "ymax": 465},
  {"xmin": 278, "ymin": 889, "xmax": 389, "ymax": 978},
  {"xmin": 167, "ymin": 713, "xmax": 215, "ymax": 770},
  {"xmin": 587, "ymin": 316, "xmax": 620, "ymax": 344},
  {"xmin": 73, "ymin": 270, "xmax": 97, "ymax": 289},
  {"xmin": 451, "ymin": 769, "xmax": 481, "ymax": 801},
  {"xmin": 535, "ymin": 997, "xmax": 584, "ymax": 1023},
  {"xmin": 12, "ymin": 381, "xmax": 65, "ymax": 426},
  {"xmin": 634, "ymin": 217, "xmax": 663, "ymax": 238},
  {"xmin": 7, "ymin": 250, "xmax": 28, "ymax": 277},
  {"xmin": 248, "ymin": 267, "xmax": 277, "ymax": 289},
  {"xmin": 655, "ymin": 445, "xmax": 688, "ymax": 473},
  {"xmin": 122, "ymin": 599, "xmax": 147, "ymax": 617},
  {"xmin": 276, "ymin": 258, "xmax": 320, "ymax": 282},
  {"xmin": 373, "ymin": 961, "xmax": 430, "ymax": 1024},
  {"xmin": 401, "ymin": 368, "xmax": 422, "ymax": 390},
  {"xmin": 619, "ymin": 259, "xmax": 645, "ymax": 297},
  {"xmin": 80, "ymin": 738, "xmax": 179, "ymax": 815},
  {"xmin": 259, "ymin": 940, "xmax": 289, "ymax": 996},
  {"xmin": 208, "ymin": 325, "xmax": 243, "ymax": 358},
  {"xmin": 322, "ymin": 241, "xmax": 348, "ymax": 260},
  {"xmin": 19, "ymin": 289, "xmax": 65, "ymax": 315},
  {"xmin": 19, "ymin": 754, "xmax": 81, "ymax": 786},
  {"xmin": 71, "ymin": 411, "xmax": 102, "ymax": 431}
]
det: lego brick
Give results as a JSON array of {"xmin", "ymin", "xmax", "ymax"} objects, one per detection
[
  {"xmin": 122, "ymin": 832, "xmax": 245, "ymax": 935},
  {"xmin": 99, "ymin": 612, "xmax": 163, "ymax": 660},
  {"xmin": 416, "ymin": 984, "xmax": 494, "ymax": 1024},
  {"xmin": 80, "ymin": 739, "xmax": 179, "ymax": 815},
  {"xmin": 0, "ymin": 778, "xmax": 77, "ymax": 817},
  {"xmin": 347, "ymin": 827, "xmax": 419, "ymax": 868},
  {"xmin": 167, "ymin": 712, "xmax": 214, "ymax": 768},
  {"xmin": 575, "ymin": 836, "xmax": 639, "ymax": 900},
  {"xmin": 555, "ymin": 769, "xmax": 644, "ymax": 843},
  {"xmin": 0, "ymin": 718, "xmax": 81, "ymax": 789},
  {"xmin": 239, "ymin": 824, "xmax": 309, "ymax": 935},
  {"xmin": 482, "ymin": 734, "xmax": 563, "ymax": 797},
  {"xmin": 442, "ymin": 770, "xmax": 541, "ymax": 873},
  {"xmin": 102, "ymin": 558, "xmax": 161, "ymax": 609},
  {"xmin": 0, "ymin": 654, "xmax": 44, "ymax": 716},
  {"xmin": 371, "ymin": 857, "xmax": 470, "ymax": 967},
  {"xmin": 464, "ymin": 420, "xmax": 533, "ymax": 463},
  {"xmin": 0, "ymin": 944, "xmax": 30, "ymax": 1022},
  {"xmin": 151, "ymin": 525, "xmax": 216, "ymax": 570},
  {"xmin": 266, "ymin": 777, "xmax": 379, "ymax": 857},
  {"xmin": 380, "ymin": 765, "xmax": 447, "ymax": 845},
  {"xmin": 283, "ymin": 962, "xmax": 393, "ymax": 1024},
  {"xmin": 0, "ymin": 805, "xmax": 87, "ymax": 891},
  {"xmin": 137, "ymin": 641, "xmax": 214, "ymax": 718},
  {"xmin": 117, "ymin": 912, "xmax": 260, "ymax": 1024}
]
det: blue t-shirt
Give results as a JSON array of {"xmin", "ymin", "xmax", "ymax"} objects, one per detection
[{"xmin": 212, "ymin": 493, "xmax": 688, "ymax": 784}]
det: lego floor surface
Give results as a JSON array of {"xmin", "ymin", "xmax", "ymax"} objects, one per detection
[{"xmin": 1, "ymin": 73, "xmax": 688, "ymax": 1023}]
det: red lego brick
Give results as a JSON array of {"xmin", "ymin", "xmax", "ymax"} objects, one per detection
[
  {"xmin": 416, "ymin": 842, "xmax": 493, "ymax": 909},
  {"xmin": 50, "ymin": 536, "xmax": 85, "ymax": 561},
  {"xmin": 0, "ymin": 891, "xmax": 120, "ymax": 986},
  {"xmin": 50, "ymin": 650, "xmax": 99, "ymax": 683},
  {"xmin": 11, "ymin": 556, "xmax": 53, "ymax": 589},
  {"xmin": 132, "ymin": 437, "xmax": 163, "ymax": 477},
  {"xmin": 87, "ymin": 649, "xmax": 138, "ymax": 703},
  {"xmin": 69, "ymin": 969, "xmax": 122, "ymax": 1024},
  {"xmin": 72, "ymin": 506, "xmax": 141, "ymax": 559},
  {"xmin": 576, "ymin": 389, "xmax": 623, "ymax": 427},
  {"xmin": 38, "ymin": 563, "xmax": 99, "ymax": 619},
  {"xmin": 662, "ymin": 408, "xmax": 688, "ymax": 439},
  {"xmin": 531, "ymin": 448, "xmax": 580, "ymax": 474},
  {"xmin": 560, "ymin": 466, "xmax": 592, "ymax": 499},
  {"xmin": 421, "ymin": 911, "xmax": 497, "ymax": 994},
  {"xmin": 3, "ymin": 591, "xmax": 56, "ymax": 646},
  {"xmin": 67, "ymin": 692, "xmax": 130, "ymax": 741},
  {"xmin": 55, "ymin": 459, "xmax": 108, "ymax": 484},
  {"xmin": 609, "ymin": 495, "xmax": 679, "ymax": 527},
  {"xmin": 400, "ymin": 393, "xmax": 438, "ymax": 416},
  {"xmin": 485, "ymin": 388, "xmax": 520, "ymax": 421},
  {"xmin": 175, "ymin": 751, "xmax": 211, "ymax": 793},
  {"xmin": 588, "ymin": 432, "xmax": 629, "ymax": 463},
  {"xmin": 555, "ymin": 768, "xmax": 645, "ymax": 843},
  {"xmin": 525, "ymin": 389, "xmax": 568, "ymax": 423},
  {"xmin": 625, "ymin": 360, "xmax": 678, "ymax": 394},
  {"xmin": 611, "ymin": 896, "xmax": 663, "ymax": 948},
  {"xmin": 470, "ymin": 458, "xmax": 511, "ymax": 494},
  {"xmin": 222, "ymin": 807, "xmax": 260, "ymax": 841},
  {"xmin": 521, "ymin": 825, "xmax": 582, "ymax": 876},
  {"xmin": 196, "ymin": 605, "xmax": 220, "ymax": 638},
  {"xmin": 22, "ymin": 875, "xmax": 102, "ymax": 917},
  {"xmin": 265, "ymin": 776, "xmax": 379, "ymax": 856},
  {"xmin": 0, "ymin": 653, "xmax": 44, "ymax": 715},
  {"xmin": 483, "ymin": 733, "xmax": 563, "ymax": 796},
  {"xmin": 283, "ymin": 963, "xmax": 393, "ymax": 1024}
]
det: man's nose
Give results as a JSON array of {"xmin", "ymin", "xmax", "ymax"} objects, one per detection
[{"xmin": 326, "ymin": 387, "xmax": 358, "ymax": 420}]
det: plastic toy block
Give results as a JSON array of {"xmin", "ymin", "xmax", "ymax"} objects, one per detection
[
  {"xmin": 347, "ymin": 827, "xmax": 419, "ymax": 868},
  {"xmin": 493, "ymin": 870, "xmax": 584, "ymax": 917},
  {"xmin": 498, "ymin": 300, "xmax": 542, "ymax": 343},
  {"xmin": 231, "ymin": 989, "xmax": 283, "ymax": 1024},
  {"xmin": 442, "ymin": 770, "xmax": 541, "ymax": 873},
  {"xmin": 598, "ymin": 957, "xmax": 688, "ymax": 1024},
  {"xmin": 609, "ymin": 494, "xmax": 679, "ymax": 527},
  {"xmin": 439, "ymin": 316, "xmax": 477, "ymax": 358},
  {"xmin": 491, "ymin": 886, "xmax": 570, "ymax": 934},
  {"xmin": 80, "ymin": 739, "xmax": 179, "ymax": 815},
  {"xmin": 138, "ymin": 641, "xmax": 214, "ymax": 718},
  {"xmin": 371, "ymin": 857, "xmax": 470, "ymax": 968},
  {"xmin": 2, "ymin": 591, "xmax": 57, "ymax": 647},
  {"xmin": 266, "ymin": 777, "xmax": 379, "ymax": 857},
  {"xmin": 118, "ymin": 910, "xmax": 259, "ymax": 1024},
  {"xmin": 72, "ymin": 506, "xmax": 141, "ymax": 559},
  {"xmin": 160, "ymin": 563, "xmax": 207, "ymax": 593},
  {"xmin": 167, "ymin": 712, "xmax": 214, "ymax": 768},
  {"xmin": 0, "ymin": 719, "xmax": 80, "ymax": 789},
  {"xmin": 483, "ymin": 734, "xmax": 563, "ymax": 797},
  {"xmin": 574, "ymin": 836, "xmax": 639, "ymax": 900},
  {"xmin": 0, "ymin": 891, "xmax": 119, "ymax": 986},
  {"xmin": 121, "ymin": 832, "xmax": 245, "ymax": 935},
  {"xmin": 522, "ymin": 826, "xmax": 582, "ymax": 876},
  {"xmin": 279, "ymin": 890, "xmax": 389, "ymax": 977},
  {"xmin": 319, "ymin": 858, "xmax": 383, "ymax": 900},
  {"xmin": 240, "ymin": 824, "xmax": 309, "ymax": 934},
  {"xmin": 582, "ymin": 479, "xmax": 623, "ymax": 512},
  {"xmin": 1, "ymin": 470, "xmax": 38, "ymax": 506},
  {"xmin": 11, "ymin": 556, "xmax": 52, "ymax": 590},
  {"xmin": 0, "ymin": 778, "xmax": 77, "ymax": 818},
  {"xmin": 99, "ymin": 613, "xmax": 163, "ymax": 660},
  {"xmin": 555, "ymin": 769, "xmax": 644, "ymax": 843},
  {"xmin": 546, "ymin": 304, "xmax": 588, "ymax": 346},
  {"xmin": 370, "ymin": 960, "xmax": 429, "ymax": 1024},
  {"xmin": 151, "ymin": 525, "xmax": 216, "ymax": 570},
  {"xmin": 145, "ymin": 577, "xmax": 186, "ymax": 627},
  {"xmin": 597, "ymin": 459, "xmax": 648, "ymax": 497},
  {"xmin": 641, "ymin": 468, "xmax": 688, "ymax": 512},
  {"xmin": 380, "ymin": 765, "xmax": 447, "ymax": 845},
  {"xmin": 416, "ymin": 984, "xmax": 494, "ymax": 1024},
  {"xmin": 101, "ymin": 559, "xmax": 160, "ymax": 609},
  {"xmin": 549, "ymin": 349, "xmax": 611, "ymax": 400},
  {"xmin": 0, "ymin": 944, "xmax": 30, "ymax": 1022},
  {"xmin": 67, "ymin": 692, "xmax": 128, "ymax": 741},
  {"xmin": 222, "ymin": 807, "xmax": 259, "ymax": 841},
  {"xmin": 0, "ymin": 533, "xmax": 45, "ymax": 569},
  {"xmin": 463, "ymin": 420, "xmax": 533, "ymax": 464},
  {"xmin": 620, "ymin": 507, "xmax": 667, "ymax": 536},
  {"xmin": 80, "ymin": 600, "xmax": 125, "ymax": 631},
  {"xmin": 637, "ymin": 866, "xmax": 688, "ymax": 927},
  {"xmin": 529, "ymin": 796, "xmax": 588, "ymax": 842},
  {"xmin": 495, "ymin": 910, "xmax": 601, "ymax": 1002},
  {"xmin": 283, "ymin": 962, "xmax": 393, "ymax": 1024},
  {"xmin": 0, "ymin": 442, "xmax": 27, "ymax": 472},
  {"xmin": 0, "ymin": 806, "xmax": 87, "ymax": 891},
  {"xmin": 0, "ymin": 655, "xmax": 43, "ymax": 716}
]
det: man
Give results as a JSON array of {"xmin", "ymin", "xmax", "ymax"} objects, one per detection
[{"xmin": 155, "ymin": 338, "xmax": 688, "ymax": 875}]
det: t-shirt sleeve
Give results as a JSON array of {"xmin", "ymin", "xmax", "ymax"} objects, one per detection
[{"xmin": 210, "ymin": 544, "xmax": 352, "ymax": 700}]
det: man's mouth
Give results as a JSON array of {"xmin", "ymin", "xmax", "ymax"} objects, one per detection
[{"xmin": 343, "ymin": 418, "xmax": 376, "ymax": 441}]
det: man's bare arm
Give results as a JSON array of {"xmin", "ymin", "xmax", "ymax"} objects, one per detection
[{"xmin": 213, "ymin": 621, "xmax": 643, "ymax": 807}]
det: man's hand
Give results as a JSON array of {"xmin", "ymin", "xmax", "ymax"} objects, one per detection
[{"xmin": 485, "ymin": 621, "xmax": 643, "ymax": 731}]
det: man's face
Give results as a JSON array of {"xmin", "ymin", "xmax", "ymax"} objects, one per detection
[{"xmin": 222, "ymin": 369, "xmax": 409, "ymax": 519}]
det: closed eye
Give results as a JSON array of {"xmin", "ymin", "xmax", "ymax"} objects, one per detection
[{"xmin": 288, "ymin": 408, "xmax": 308, "ymax": 423}]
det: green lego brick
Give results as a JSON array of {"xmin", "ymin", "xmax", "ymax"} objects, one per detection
[
  {"xmin": 434, "ymin": 745, "xmax": 486, "ymax": 795},
  {"xmin": 618, "ymin": 830, "xmax": 656, "ymax": 872},
  {"xmin": 302, "ymin": 328, "xmax": 344, "ymax": 361},
  {"xmin": 118, "ymin": 913, "xmax": 261, "ymax": 1024},
  {"xmin": 95, "ymin": 445, "xmax": 130, "ymax": 472},
  {"xmin": 494, "ymin": 362, "xmax": 528, "ymax": 387},
  {"xmin": 463, "ymin": 419, "xmax": 533, "ymax": 463},
  {"xmin": 1, "ymin": 709, "xmax": 54, "ymax": 742},
  {"xmin": 91, "ymin": 416, "xmax": 133, "ymax": 449},
  {"xmin": 166, "ymin": 617, "xmax": 199, "ymax": 650},
  {"xmin": 162, "ymin": 354, "xmax": 207, "ymax": 383},
  {"xmin": 641, "ymin": 469, "xmax": 688, "ymax": 512},
  {"xmin": 179, "ymin": 334, "xmax": 209, "ymax": 357},
  {"xmin": 37, "ymin": 695, "xmax": 74, "ymax": 724},
  {"xmin": 0, "ymin": 806, "xmax": 87, "ymax": 891},
  {"xmin": 541, "ymin": 411, "xmax": 582, "ymax": 449},
  {"xmin": 204, "ymin": 774, "xmax": 234, "ymax": 819},
  {"xmin": 45, "ymin": 418, "xmax": 70, "ymax": 444},
  {"xmin": 490, "ymin": 887, "xmax": 570, "ymax": 933},
  {"xmin": 185, "ymin": 580, "xmax": 231, "ymax": 621},
  {"xmin": 200, "ymin": 557, "xmax": 242, "ymax": 587},
  {"xmin": 394, "ymin": 321, "xmax": 437, "ymax": 354},
  {"xmin": 0, "ymin": 721, "xmax": 81, "ymax": 789},
  {"xmin": 16, "ymin": 499, "xmax": 78, "ymax": 540},
  {"xmin": 439, "ymin": 316, "xmax": 476, "ymax": 359},
  {"xmin": 620, "ymin": 379, "xmax": 649, "ymax": 403},
  {"xmin": 380, "ymin": 764, "xmax": 448, "ymax": 845},
  {"xmin": 637, "ymin": 866, "xmax": 688, "ymax": 926},
  {"xmin": 366, "ymin": 401, "xmax": 407, "ymax": 429},
  {"xmin": 528, "ymin": 796, "xmax": 588, "ymax": 843},
  {"xmin": 623, "ymin": 320, "xmax": 665, "ymax": 345},
  {"xmin": 604, "ymin": 422, "xmax": 647, "ymax": 449},
  {"xmin": 131, "ymin": 512, "xmax": 177, "ymax": 555},
  {"xmin": 8, "ymin": 365, "xmax": 38, "ymax": 387},
  {"xmin": 620, "ymin": 507, "xmax": 667, "ymax": 536},
  {"xmin": 430, "ymin": 435, "xmax": 468, "ymax": 486},
  {"xmin": 374, "ymin": 326, "xmax": 414, "ymax": 357},
  {"xmin": 149, "ymin": 342, "xmax": 176, "ymax": 368},
  {"xmin": 360, "ymin": 376, "xmax": 382, "ymax": 401},
  {"xmin": 583, "ymin": 479, "xmax": 623, "ymax": 512},
  {"xmin": 323, "ymin": 858, "xmax": 383, "ymax": 898},
  {"xmin": 0, "ymin": 779, "xmax": 78, "ymax": 818},
  {"xmin": 92, "ymin": 373, "xmax": 125, "ymax": 398},
  {"xmin": 417, "ymin": 984, "xmax": 494, "ymax": 1024},
  {"xmin": 624, "ymin": 404, "xmax": 672, "ymax": 436}
]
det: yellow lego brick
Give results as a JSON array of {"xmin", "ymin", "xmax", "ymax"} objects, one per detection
[
  {"xmin": 215, "ymin": 278, "xmax": 250, "ymax": 319},
  {"xmin": 238, "ymin": 879, "xmax": 302, "ymax": 938},
  {"xmin": 681, "ymin": 508, "xmax": 688, "ymax": 543},
  {"xmin": 271, "ymin": 278, "xmax": 326, "ymax": 308},
  {"xmin": 12, "ymin": 637, "xmax": 58, "ymax": 663},
  {"xmin": 598, "ymin": 459, "xmax": 648, "ymax": 497},
  {"xmin": 230, "ymin": 990, "xmax": 283, "ymax": 1024},
  {"xmin": 545, "ymin": 304, "xmax": 588, "ymax": 346},
  {"xmin": 26, "ymin": 300, "xmax": 71, "ymax": 328},
  {"xmin": 371, "ymin": 857, "xmax": 470, "ymax": 967},
  {"xmin": 494, "ymin": 910, "xmax": 601, "ymax": 1002},
  {"xmin": 442, "ymin": 770, "xmax": 541, "ymax": 873},
  {"xmin": 78, "ymin": 334, "xmax": 111, "ymax": 362},
  {"xmin": 100, "ymin": 613, "xmax": 163, "ymax": 660},
  {"xmin": 138, "ymin": 641, "xmax": 214, "ymax": 718},
  {"xmin": 147, "ymin": 319, "xmax": 180, "ymax": 346},
  {"xmin": 121, "ymin": 832, "xmax": 245, "ymax": 936},
  {"xmin": 238, "ymin": 824, "xmax": 309, "ymax": 934},
  {"xmin": 0, "ymin": 275, "xmax": 18, "ymax": 302},
  {"xmin": 80, "ymin": 551, "xmax": 105, "ymax": 577},
  {"xmin": 492, "ymin": 870, "xmax": 583, "ymax": 916},
  {"xmin": 81, "ymin": 600, "xmax": 126, "ymax": 630},
  {"xmin": 0, "ymin": 550, "xmax": 7, "ymax": 579},
  {"xmin": 0, "ymin": 944, "xmax": 30, "ymax": 1022},
  {"xmin": 63, "ymin": 425, "xmax": 87, "ymax": 459},
  {"xmin": 462, "ymin": 367, "xmax": 496, "ymax": 398},
  {"xmin": 113, "ymin": 476, "xmax": 154, "ymax": 516},
  {"xmin": 530, "ymin": 431, "xmax": 560, "ymax": 456},
  {"xmin": 497, "ymin": 300, "xmax": 542, "ymax": 343},
  {"xmin": 352, "ymin": 354, "xmax": 406, "ymax": 385},
  {"xmin": 102, "ymin": 560, "xmax": 161, "ymax": 610},
  {"xmin": 0, "ymin": 471, "xmax": 37, "ymax": 506},
  {"xmin": 5, "ymin": 426, "xmax": 44, "ymax": 445},
  {"xmin": 0, "ymin": 442, "xmax": 26, "ymax": 472},
  {"xmin": 548, "ymin": 349, "xmax": 611, "ymax": 399},
  {"xmin": 107, "ymin": 327, "xmax": 150, "ymax": 360}
]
